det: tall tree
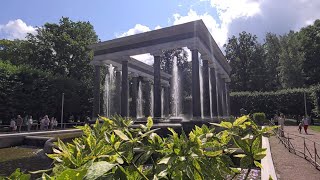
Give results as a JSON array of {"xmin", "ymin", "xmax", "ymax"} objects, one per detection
[
  {"xmin": 263, "ymin": 33, "xmax": 281, "ymax": 90},
  {"xmin": 225, "ymin": 32, "xmax": 267, "ymax": 91},
  {"xmin": 299, "ymin": 19, "xmax": 320, "ymax": 86},
  {"xmin": 26, "ymin": 17, "xmax": 98, "ymax": 81},
  {"xmin": 278, "ymin": 31, "xmax": 305, "ymax": 88}
]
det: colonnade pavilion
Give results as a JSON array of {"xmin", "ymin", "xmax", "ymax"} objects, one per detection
[{"xmin": 89, "ymin": 20, "xmax": 231, "ymax": 120}]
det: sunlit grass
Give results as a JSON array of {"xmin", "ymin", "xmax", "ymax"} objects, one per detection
[{"xmin": 310, "ymin": 126, "xmax": 320, "ymax": 132}]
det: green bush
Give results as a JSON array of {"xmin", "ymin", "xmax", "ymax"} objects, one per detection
[
  {"xmin": 1, "ymin": 116, "xmax": 276, "ymax": 179},
  {"xmin": 230, "ymin": 88, "xmax": 319, "ymax": 118},
  {"xmin": 253, "ymin": 113, "xmax": 267, "ymax": 125}
]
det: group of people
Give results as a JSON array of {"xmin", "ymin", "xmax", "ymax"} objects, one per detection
[
  {"xmin": 298, "ymin": 115, "xmax": 310, "ymax": 134},
  {"xmin": 9, "ymin": 115, "xmax": 58, "ymax": 132},
  {"xmin": 273, "ymin": 113, "xmax": 311, "ymax": 136}
]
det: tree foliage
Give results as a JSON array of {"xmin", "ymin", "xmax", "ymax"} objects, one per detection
[
  {"xmin": 0, "ymin": 61, "xmax": 92, "ymax": 124},
  {"xmin": 0, "ymin": 17, "xmax": 98, "ymax": 122},
  {"xmin": 26, "ymin": 17, "xmax": 98, "ymax": 81},
  {"xmin": 226, "ymin": 19, "xmax": 320, "ymax": 91},
  {"xmin": 225, "ymin": 32, "xmax": 266, "ymax": 91},
  {"xmin": 299, "ymin": 19, "xmax": 320, "ymax": 86}
]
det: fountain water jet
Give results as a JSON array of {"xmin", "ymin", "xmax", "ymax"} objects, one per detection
[
  {"xmin": 103, "ymin": 65, "xmax": 115, "ymax": 117},
  {"xmin": 171, "ymin": 57, "xmax": 181, "ymax": 117},
  {"xmin": 150, "ymin": 84, "xmax": 154, "ymax": 117},
  {"xmin": 161, "ymin": 87, "xmax": 164, "ymax": 118},
  {"xmin": 199, "ymin": 59, "xmax": 204, "ymax": 118},
  {"xmin": 137, "ymin": 80, "xmax": 143, "ymax": 118}
]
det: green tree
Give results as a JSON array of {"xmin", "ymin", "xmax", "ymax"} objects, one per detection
[
  {"xmin": 26, "ymin": 17, "xmax": 98, "ymax": 81},
  {"xmin": 299, "ymin": 19, "xmax": 320, "ymax": 86},
  {"xmin": 225, "ymin": 32, "xmax": 267, "ymax": 91},
  {"xmin": 278, "ymin": 31, "xmax": 305, "ymax": 88},
  {"xmin": 0, "ymin": 39, "xmax": 31, "ymax": 65},
  {"xmin": 263, "ymin": 33, "xmax": 281, "ymax": 90},
  {"xmin": 161, "ymin": 48, "xmax": 188, "ymax": 74}
]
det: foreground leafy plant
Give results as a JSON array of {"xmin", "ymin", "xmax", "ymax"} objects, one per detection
[{"xmin": 2, "ymin": 115, "xmax": 275, "ymax": 180}]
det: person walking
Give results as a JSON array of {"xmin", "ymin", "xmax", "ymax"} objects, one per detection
[
  {"xmin": 44, "ymin": 115, "xmax": 50, "ymax": 130},
  {"xmin": 278, "ymin": 113, "xmax": 285, "ymax": 137},
  {"xmin": 10, "ymin": 118, "xmax": 17, "ymax": 132},
  {"xmin": 27, "ymin": 116, "xmax": 33, "ymax": 132},
  {"xmin": 16, "ymin": 115, "xmax": 23, "ymax": 132},
  {"xmin": 302, "ymin": 115, "xmax": 310, "ymax": 134}
]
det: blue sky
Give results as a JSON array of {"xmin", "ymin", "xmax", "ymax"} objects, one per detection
[
  {"xmin": 1, "ymin": 0, "xmax": 320, "ymax": 48},
  {"xmin": 0, "ymin": 0, "xmax": 217, "ymax": 41}
]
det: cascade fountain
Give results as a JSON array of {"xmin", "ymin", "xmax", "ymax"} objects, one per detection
[
  {"xmin": 199, "ymin": 59, "xmax": 204, "ymax": 118},
  {"xmin": 137, "ymin": 80, "xmax": 143, "ymax": 118},
  {"xmin": 103, "ymin": 65, "xmax": 115, "ymax": 117},
  {"xmin": 171, "ymin": 56, "xmax": 182, "ymax": 120}
]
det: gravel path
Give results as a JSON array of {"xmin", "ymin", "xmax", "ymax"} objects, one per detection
[{"xmin": 269, "ymin": 126, "xmax": 320, "ymax": 180}]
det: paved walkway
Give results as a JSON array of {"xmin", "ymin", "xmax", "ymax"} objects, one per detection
[{"xmin": 270, "ymin": 126, "xmax": 320, "ymax": 180}]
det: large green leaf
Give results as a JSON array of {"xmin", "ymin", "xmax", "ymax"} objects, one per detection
[
  {"xmin": 84, "ymin": 162, "xmax": 116, "ymax": 180},
  {"xmin": 211, "ymin": 121, "xmax": 232, "ymax": 129},
  {"xmin": 56, "ymin": 168, "xmax": 86, "ymax": 180},
  {"xmin": 233, "ymin": 137, "xmax": 250, "ymax": 153},
  {"xmin": 158, "ymin": 157, "xmax": 171, "ymax": 165},
  {"xmin": 147, "ymin": 117, "xmax": 153, "ymax": 130},
  {"xmin": 204, "ymin": 150, "xmax": 223, "ymax": 157},
  {"xmin": 253, "ymin": 148, "xmax": 267, "ymax": 160},
  {"xmin": 114, "ymin": 130, "xmax": 130, "ymax": 141},
  {"xmin": 233, "ymin": 116, "xmax": 248, "ymax": 126}
]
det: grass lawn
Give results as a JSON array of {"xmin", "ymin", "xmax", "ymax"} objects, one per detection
[{"xmin": 310, "ymin": 126, "xmax": 320, "ymax": 132}]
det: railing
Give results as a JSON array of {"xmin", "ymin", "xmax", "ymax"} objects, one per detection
[{"xmin": 270, "ymin": 120, "xmax": 320, "ymax": 170}]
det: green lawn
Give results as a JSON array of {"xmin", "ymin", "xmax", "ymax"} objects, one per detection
[{"xmin": 310, "ymin": 126, "xmax": 320, "ymax": 132}]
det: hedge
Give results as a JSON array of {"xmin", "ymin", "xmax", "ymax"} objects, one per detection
[
  {"xmin": 0, "ymin": 61, "xmax": 92, "ymax": 124},
  {"xmin": 230, "ymin": 86, "xmax": 320, "ymax": 118}
]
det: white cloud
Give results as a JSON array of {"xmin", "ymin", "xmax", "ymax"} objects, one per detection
[
  {"xmin": 117, "ymin": 24, "xmax": 162, "ymax": 65},
  {"xmin": 0, "ymin": 19, "xmax": 36, "ymax": 40},
  {"xmin": 117, "ymin": 24, "xmax": 151, "ymax": 38},
  {"xmin": 225, "ymin": 0, "xmax": 320, "ymax": 39},
  {"xmin": 173, "ymin": 9, "xmax": 228, "ymax": 48},
  {"xmin": 172, "ymin": 0, "xmax": 320, "ymax": 47},
  {"xmin": 131, "ymin": 53, "xmax": 154, "ymax": 65}
]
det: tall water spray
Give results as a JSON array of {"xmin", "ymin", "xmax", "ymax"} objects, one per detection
[
  {"xmin": 199, "ymin": 60, "xmax": 204, "ymax": 118},
  {"xmin": 171, "ymin": 57, "xmax": 180, "ymax": 117},
  {"xmin": 150, "ymin": 84, "xmax": 154, "ymax": 117},
  {"xmin": 137, "ymin": 80, "xmax": 143, "ymax": 118},
  {"xmin": 103, "ymin": 65, "xmax": 115, "ymax": 117},
  {"xmin": 161, "ymin": 87, "xmax": 164, "ymax": 118}
]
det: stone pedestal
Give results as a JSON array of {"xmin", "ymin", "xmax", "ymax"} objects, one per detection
[
  {"xmin": 121, "ymin": 60, "xmax": 129, "ymax": 117},
  {"xmin": 210, "ymin": 68, "xmax": 218, "ymax": 117},
  {"xmin": 191, "ymin": 49, "xmax": 201, "ymax": 118},
  {"xmin": 153, "ymin": 55, "xmax": 162, "ymax": 118},
  {"xmin": 216, "ymin": 73, "xmax": 223, "ymax": 117},
  {"xmin": 226, "ymin": 83, "xmax": 231, "ymax": 116},
  {"xmin": 163, "ymin": 85, "xmax": 170, "ymax": 117},
  {"xmin": 131, "ymin": 76, "xmax": 138, "ymax": 118},
  {"xmin": 202, "ymin": 60, "xmax": 211, "ymax": 117},
  {"xmin": 144, "ymin": 80, "xmax": 152, "ymax": 117},
  {"xmin": 93, "ymin": 65, "xmax": 101, "ymax": 118},
  {"xmin": 114, "ymin": 70, "xmax": 121, "ymax": 115}
]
